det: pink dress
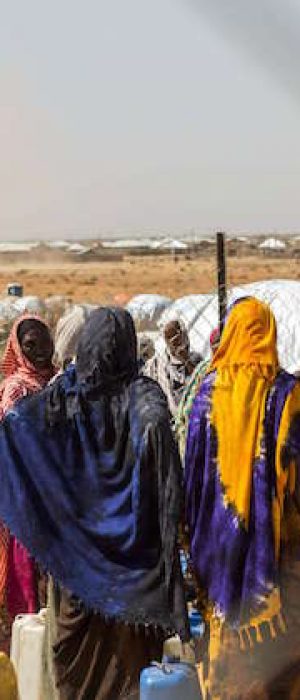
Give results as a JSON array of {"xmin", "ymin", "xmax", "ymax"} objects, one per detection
[{"xmin": 0, "ymin": 314, "xmax": 54, "ymax": 649}]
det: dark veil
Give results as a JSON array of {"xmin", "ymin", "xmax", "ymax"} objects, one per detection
[{"xmin": 0, "ymin": 307, "xmax": 188, "ymax": 639}]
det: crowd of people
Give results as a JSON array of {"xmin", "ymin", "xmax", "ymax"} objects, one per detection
[{"xmin": 0, "ymin": 297, "xmax": 299, "ymax": 699}]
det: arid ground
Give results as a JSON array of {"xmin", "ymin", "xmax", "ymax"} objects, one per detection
[{"xmin": 0, "ymin": 254, "xmax": 299, "ymax": 304}]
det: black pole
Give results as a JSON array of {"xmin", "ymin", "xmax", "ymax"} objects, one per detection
[{"xmin": 216, "ymin": 232, "xmax": 227, "ymax": 332}]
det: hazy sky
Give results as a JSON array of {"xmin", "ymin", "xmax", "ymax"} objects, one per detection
[{"xmin": 1, "ymin": 0, "xmax": 300, "ymax": 239}]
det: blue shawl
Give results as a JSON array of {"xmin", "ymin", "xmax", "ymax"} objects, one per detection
[{"xmin": 0, "ymin": 308, "xmax": 188, "ymax": 638}]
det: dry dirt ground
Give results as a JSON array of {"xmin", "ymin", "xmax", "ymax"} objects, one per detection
[{"xmin": 0, "ymin": 254, "xmax": 299, "ymax": 304}]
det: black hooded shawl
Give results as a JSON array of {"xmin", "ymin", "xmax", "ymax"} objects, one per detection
[{"xmin": 0, "ymin": 307, "xmax": 189, "ymax": 639}]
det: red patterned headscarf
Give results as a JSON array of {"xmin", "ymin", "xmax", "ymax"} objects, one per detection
[
  {"xmin": 0, "ymin": 314, "xmax": 55, "ymax": 418},
  {"xmin": 0, "ymin": 314, "xmax": 54, "ymax": 606}
]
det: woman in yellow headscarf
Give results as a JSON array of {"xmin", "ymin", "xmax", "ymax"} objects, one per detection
[{"xmin": 185, "ymin": 297, "xmax": 300, "ymax": 699}]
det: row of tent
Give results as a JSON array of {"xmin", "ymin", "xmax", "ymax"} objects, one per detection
[
  {"xmin": 0, "ymin": 279, "xmax": 299, "ymax": 374},
  {"xmin": 0, "ymin": 242, "xmax": 91, "ymax": 255},
  {"xmin": 0, "ymin": 237, "xmax": 293, "ymax": 255},
  {"xmin": 102, "ymin": 236, "xmax": 290, "ymax": 251}
]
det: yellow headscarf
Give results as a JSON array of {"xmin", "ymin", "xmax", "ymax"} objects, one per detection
[
  {"xmin": 186, "ymin": 296, "xmax": 300, "ymax": 655},
  {"xmin": 209, "ymin": 297, "xmax": 279, "ymax": 527}
]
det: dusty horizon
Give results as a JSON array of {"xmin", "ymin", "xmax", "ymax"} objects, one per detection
[{"xmin": 1, "ymin": 1, "xmax": 300, "ymax": 240}]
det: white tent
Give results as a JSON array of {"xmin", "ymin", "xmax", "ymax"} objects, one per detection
[
  {"xmin": 14, "ymin": 296, "xmax": 47, "ymax": 316},
  {"xmin": 67, "ymin": 243, "xmax": 90, "ymax": 254},
  {"xmin": 156, "ymin": 280, "xmax": 300, "ymax": 373},
  {"xmin": 126, "ymin": 294, "xmax": 172, "ymax": 331},
  {"xmin": 259, "ymin": 238, "xmax": 286, "ymax": 250},
  {"xmin": 102, "ymin": 238, "xmax": 154, "ymax": 249},
  {"xmin": 151, "ymin": 238, "xmax": 188, "ymax": 251}
]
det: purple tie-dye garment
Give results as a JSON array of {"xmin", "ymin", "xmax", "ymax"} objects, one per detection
[{"xmin": 185, "ymin": 370, "xmax": 297, "ymax": 625}]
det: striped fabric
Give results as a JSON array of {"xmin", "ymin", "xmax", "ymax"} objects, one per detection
[
  {"xmin": 0, "ymin": 315, "xmax": 54, "ymax": 617},
  {"xmin": 0, "ymin": 526, "xmax": 9, "ymax": 608}
]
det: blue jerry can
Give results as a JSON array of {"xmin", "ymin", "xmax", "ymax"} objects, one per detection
[
  {"xmin": 180, "ymin": 550, "xmax": 188, "ymax": 576},
  {"xmin": 7, "ymin": 283, "xmax": 23, "ymax": 298},
  {"xmin": 140, "ymin": 661, "xmax": 202, "ymax": 700},
  {"xmin": 189, "ymin": 609, "xmax": 205, "ymax": 639}
]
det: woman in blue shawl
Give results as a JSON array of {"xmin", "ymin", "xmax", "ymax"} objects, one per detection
[{"xmin": 0, "ymin": 307, "xmax": 189, "ymax": 700}]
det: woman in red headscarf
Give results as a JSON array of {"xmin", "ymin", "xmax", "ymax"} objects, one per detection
[{"xmin": 0, "ymin": 315, "xmax": 54, "ymax": 651}]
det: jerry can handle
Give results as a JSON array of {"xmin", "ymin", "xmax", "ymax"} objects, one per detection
[{"xmin": 151, "ymin": 661, "xmax": 174, "ymax": 675}]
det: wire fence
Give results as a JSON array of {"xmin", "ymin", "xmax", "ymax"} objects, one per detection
[
  {"xmin": 0, "ymin": 235, "xmax": 299, "ymax": 374},
  {"xmin": 127, "ymin": 235, "xmax": 300, "ymax": 375}
]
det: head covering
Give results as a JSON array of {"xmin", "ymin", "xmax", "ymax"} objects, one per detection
[
  {"xmin": 0, "ymin": 314, "xmax": 54, "ymax": 414},
  {"xmin": 0, "ymin": 307, "xmax": 188, "ymax": 639},
  {"xmin": 185, "ymin": 297, "xmax": 300, "ymax": 636},
  {"xmin": 76, "ymin": 307, "xmax": 137, "ymax": 389},
  {"xmin": 164, "ymin": 319, "xmax": 189, "ymax": 360},
  {"xmin": 54, "ymin": 305, "xmax": 93, "ymax": 369},
  {"xmin": 145, "ymin": 319, "xmax": 201, "ymax": 417},
  {"xmin": 0, "ymin": 314, "xmax": 54, "ymax": 616},
  {"xmin": 210, "ymin": 297, "xmax": 278, "ymax": 374},
  {"xmin": 209, "ymin": 298, "xmax": 278, "ymax": 525}
]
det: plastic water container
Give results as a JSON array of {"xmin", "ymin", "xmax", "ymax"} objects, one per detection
[
  {"xmin": 189, "ymin": 609, "xmax": 205, "ymax": 639},
  {"xmin": 180, "ymin": 550, "xmax": 188, "ymax": 576},
  {"xmin": 7, "ymin": 283, "xmax": 23, "ymax": 298},
  {"xmin": 162, "ymin": 636, "xmax": 196, "ymax": 665},
  {"xmin": 163, "ymin": 608, "xmax": 205, "ymax": 665},
  {"xmin": 140, "ymin": 661, "xmax": 202, "ymax": 699},
  {"xmin": 189, "ymin": 609, "xmax": 205, "ymax": 665},
  {"xmin": 10, "ymin": 609, "xmax": 46, "ymax": 700}
]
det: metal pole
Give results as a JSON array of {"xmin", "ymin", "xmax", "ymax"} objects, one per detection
[{"xmin": 216, "ymin": 232, "xmax": 227, "ymax": 332}]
